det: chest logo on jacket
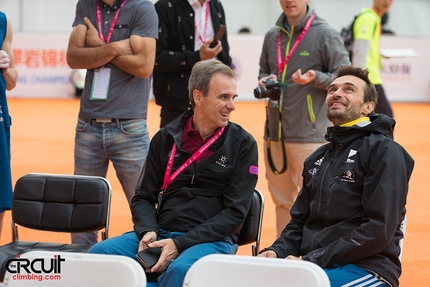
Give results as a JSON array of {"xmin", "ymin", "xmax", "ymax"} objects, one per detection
[
  {"xmin": 299, "ymin": 50, "xmax": 310, "ymax": 56},
  {"xmin": 308, "ymin": 167, "xmax": 318, "ymax": 177},
  {"xmin": 346, "ymin": 149, "xmax": 357, "ymax": 163},
  {"xmin": 308, "ymin": 156, "xmax": 324, "ymax": 177},
  {"xmin": 314, "ymin": 157, "xmax": 324, "ymax": 166},
  {"xmin": 341, "ymin": 170, "xmax": 355, "ymax": 183},
  {"xmin": 216, "ymin": 155, "xmax": 228, "ymax": 167}
]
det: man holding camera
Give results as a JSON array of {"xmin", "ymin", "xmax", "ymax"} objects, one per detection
[{"xmin": 257, "ymin": 0, "xmax": 350, "ymax": 236}]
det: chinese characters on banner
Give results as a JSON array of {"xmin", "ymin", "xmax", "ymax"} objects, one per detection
[
  {"xmin": 7, "ymin": 34, "xmax": 75, "ymax": 98},
  {"xmin": 6, "ymin": 34, "xmax": 430, "ymax": 101}
]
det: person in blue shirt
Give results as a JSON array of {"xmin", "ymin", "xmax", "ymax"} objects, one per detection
[{"xmin": 0, "ymin": 10, "xmax": 18, "ymax": 240}]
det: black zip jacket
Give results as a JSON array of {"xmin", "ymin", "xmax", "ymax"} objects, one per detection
[
  {"xmin": 262, "ymin": 114, "xmax": 414, "ymax": 287},
  {"xmin": 131, "ymin": 110, "xmax": 258, "ymax": 252}
]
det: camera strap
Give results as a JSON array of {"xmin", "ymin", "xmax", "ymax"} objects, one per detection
[
  {"xmin": 265, "ymin": 104, "xmax": 287, "ymax": 175},
  {"xmin": 277, "ymin": 13, "xmax": 315, "ymax": 75}
]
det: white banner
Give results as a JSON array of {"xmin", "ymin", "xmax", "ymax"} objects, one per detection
[
  {"xmin": 7, "ymin": 34, "xmax": 75, "ymax": 98},
  {"xmin": 7, "ymin": 34, "xmax": 430, "ymax": 102}
]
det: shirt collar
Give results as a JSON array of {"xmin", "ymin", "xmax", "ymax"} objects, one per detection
[
  {"xmin": 100, "ymin": 0, "xmax": 125, "ymax": 10},
  {"xmin": 182, "ymin": 115, "xmax": 221, "ymax": 145},
  {"xmin": 183, "ymin": 115, "xmax": 196, "ymax": 137},
  {"xmin": 188, "ymin": 0, "xmax": 209, "ymax": 8}
]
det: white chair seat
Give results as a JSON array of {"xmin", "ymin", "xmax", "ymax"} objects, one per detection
[
  {"xmin": 3, "ymin": 251, "xmax": 146, "ymax": 287},
  {"xmin": 182, "ymin": 254, "xmax": 330, "ymax": 287}
]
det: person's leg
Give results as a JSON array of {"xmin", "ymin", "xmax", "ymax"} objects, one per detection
[
  {"xmin": 73, "ymin": 118, "xmax": 109, "ymax": 245},
  {"xmin": 157, "ymin": 237, "xmax": 238, "ymax": 287},
  {"xmin": 88, "ymin": 230, "xmax": 140, "ymax": 259},
  {"xmin": 265, "ymin": 141, "xmax": 324, "ymax": 236},
  {"xmin": 160, "ymin": 107, "xmax": 185, "ymax": 128},
  {"xmin": 109, "ymin": 119, "xmax": 150, "ymax": 204},
  {"xmin": 324, "ymin": 264, "xmax": 390, "ymax": 287},
  {"xmin": 374, "ymin": 84, "xmax": 393, "ymax": 118}
]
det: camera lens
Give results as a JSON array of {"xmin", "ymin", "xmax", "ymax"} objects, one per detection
[{"xmin": 254, "ymin": 86, "xmax": 270, "ymax": 99}]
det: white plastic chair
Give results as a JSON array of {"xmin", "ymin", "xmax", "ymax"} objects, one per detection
[
  {"xmin": 2, "ymin": 251, "xmax": 146, "ymax": 287},
  {"xmin": 182, "ymin": 254, "xmax": 330, "ymax": 287},
  {"xmin": 399, "ymin": 217, "xmax": 407, "ymax": 261}
]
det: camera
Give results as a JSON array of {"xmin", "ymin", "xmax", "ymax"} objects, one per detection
[{"xmin": 254, "ymin": 78, "xmax": 281, "ymax": 101}]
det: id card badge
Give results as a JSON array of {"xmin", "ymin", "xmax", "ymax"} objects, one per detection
[{"xmin": 90, "ymin": 67, "xmax": 112, "ymax": 100}]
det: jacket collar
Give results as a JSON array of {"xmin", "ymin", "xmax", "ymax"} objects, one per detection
[{"xmin": 325, "ymin": 113, "xmax": 395, "ymax": 144}]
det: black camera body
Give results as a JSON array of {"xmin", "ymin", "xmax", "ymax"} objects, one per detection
[{"xmin": 254, "ymin": 78, "xmax": 281, "ymax": 101}]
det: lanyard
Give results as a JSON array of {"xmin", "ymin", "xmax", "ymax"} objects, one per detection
[
  {"xmin": 277, "ymin": 13, "xmax": 314, "ymax": 76},
  {"xmin": 161, "ymin": 126, "xmax": 224, "ymax": 191},
  {"xmin": 96, "ymin": 0, "xmax": 128, "ymax": 44},
  {"xmin": 194, "ymin": 1, "xmax": 210, "ymax": 44}
]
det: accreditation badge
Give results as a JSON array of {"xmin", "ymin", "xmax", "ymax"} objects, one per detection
[{"xmin": 90, "ymin": 67, "xmax": 111, "ymax": 100}]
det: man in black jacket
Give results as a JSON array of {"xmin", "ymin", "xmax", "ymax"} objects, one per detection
[
  {"xmin": 258, "ymin": 66, "xmax": 414, "ymax": 287},
  {"xmin": 153, "ymin": 0, "xmax": 232, "ymax": 127},
  {"xmin": 89, "ymin": 59, "xmax": 258, "ymax": 287}
]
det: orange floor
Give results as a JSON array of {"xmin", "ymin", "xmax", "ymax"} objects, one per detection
[{"xmin": 2, "ymin": 98, "xmax": 429, "ymax": 286}]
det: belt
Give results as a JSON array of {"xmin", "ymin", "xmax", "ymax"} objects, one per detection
[{"xmin": 89, "ymin": 118, "xmax": 132, "ymax": 123}]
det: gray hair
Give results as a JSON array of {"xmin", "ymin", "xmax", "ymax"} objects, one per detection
[{"xmin": 188, "ymin": 59, "xmax": 235, "ymax": 108}]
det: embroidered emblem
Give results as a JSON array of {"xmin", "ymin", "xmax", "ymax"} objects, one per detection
[
  {"xmin": 249, "ymin": 166, "xmax": 258, "ymax": 175},
  {"xmin": 300, "ymin": 51, "xmax": 310, "ymax": 56},
  {"xmin": 340, "ymin": 170, "xmax": 355, "ymax": 182},
  {"xmin": 216, "ymin": 156, "xmax": 228, "ymax": 167},
  {"xmin": 314, "ymin": 157, "xmax": 324, "ymax": 166},
  {"xmin": 308, "ymin": 167, "xmax": 318, "ymax": 176},
  {"xmin": 346, "ymin": 149, "xmax": 357, "ymax": 163}
]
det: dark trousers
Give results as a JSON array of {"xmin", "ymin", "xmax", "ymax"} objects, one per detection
[
  {"xmin": 375, "ymin": 84, "xmax": 393, "ymax": 118},
  {"xmin": 160, "ymin": 107, "xmax": 187, "ymax": 128}
]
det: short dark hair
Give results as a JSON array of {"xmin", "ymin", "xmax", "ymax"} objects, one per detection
[
  {"xmin": 188, "ymin": 59, "xmax": 235, "ymax": 108},
  {"xmin": 335, "ymin": 66, "xmax": 378, "ymax": 106}
]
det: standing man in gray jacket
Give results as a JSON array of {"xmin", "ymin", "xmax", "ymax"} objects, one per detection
[{"xmin": 257, "ymin": 0, "xmax": 350, "ymax": 236}]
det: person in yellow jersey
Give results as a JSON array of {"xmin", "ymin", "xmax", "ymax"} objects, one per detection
[{"xmin": 352, "ymin": 0, "xmax": 394, "ymax": 118}]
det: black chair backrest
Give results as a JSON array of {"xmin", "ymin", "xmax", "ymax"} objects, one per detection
[
  {"xmin": 237, "ymin": 189, "xmax": 264, "ymax": 255},
  {"xmin": 12, "ymin": 173, "xmax": 111, "ymax": 233}
]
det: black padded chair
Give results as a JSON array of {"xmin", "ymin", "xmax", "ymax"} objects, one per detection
[
  {"xmin": 237, "ymin": 189, "xmax": 264, "ymax": 256},
  {"xmin": 0, "ymin": 173, "xmax": 112, "ymax": 281}
]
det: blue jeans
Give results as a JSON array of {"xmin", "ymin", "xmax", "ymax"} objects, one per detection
[
  {"xmin": 324, "ymin": 264, "xmax": 390, "ymax": 287},
  {"xmin": 72, "ymin": 118, "xmax": 149, "ymax": 245},
  {"xmin": 88, "ymin": 230, "xmax": 238, "ymax": 287}
]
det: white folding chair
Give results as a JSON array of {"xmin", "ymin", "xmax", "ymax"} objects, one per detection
[
  {"xmin": 399, "ymin": 217, "xmax": 407, "ymax": 261},
  {"xmin": 182, "ymin": 254, "xmax": 330, "ymax": 287},
  {"xmin": 2, "ymin": 251, "xmax": 146, "ymax": 287}
]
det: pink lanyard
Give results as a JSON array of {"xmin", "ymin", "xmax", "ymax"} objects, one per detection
[
  {"xmin": 161, "ymin": 127, "xmax": 224, "ymax": 191},
  {"xmin": 194, "ymin": 1, "xmax": 210, "ymax": 44},
  {"xmin": 96, "ymin": 0, "xmax": 128, "ymax": 44},
  {"xmin": 277, "ymin": 14, "xmax": 314, "ymax": 75}
]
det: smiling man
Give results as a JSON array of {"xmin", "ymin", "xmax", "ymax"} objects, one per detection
[
  {"xmin": 89, "ymin": 59, "xmax": 258, "ymax": 287},
  {"xmin": 258, "ymin": 66, "xmax": 414, "ymax": 287}
]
